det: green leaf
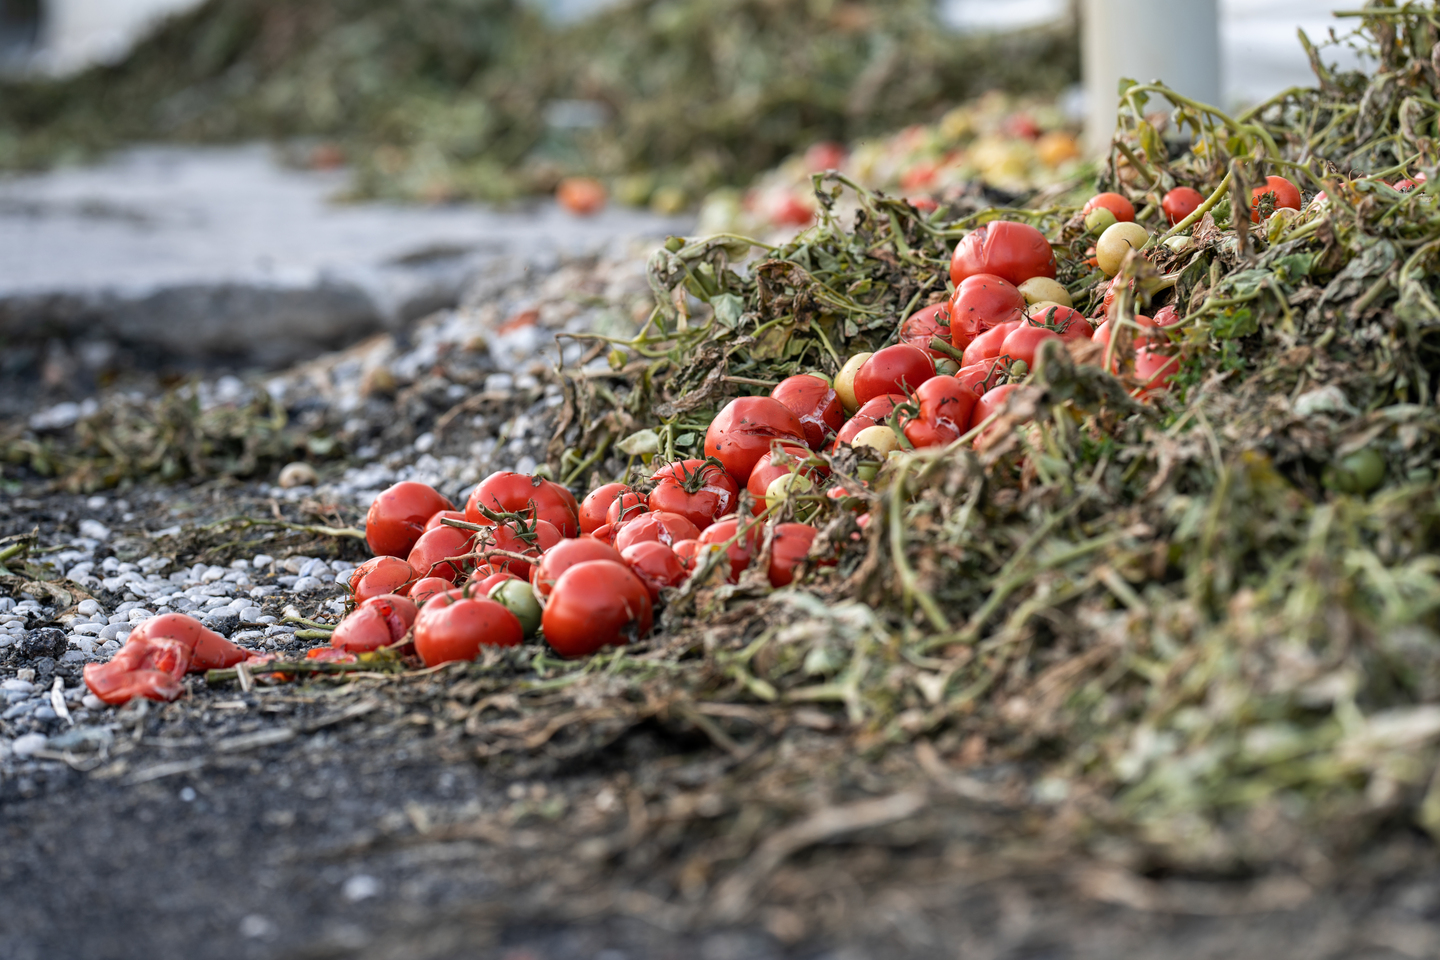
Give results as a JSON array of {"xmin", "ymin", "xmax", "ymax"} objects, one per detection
[
  {"xmin": 711, "ymin": 293, "xmax": 745, "ymax": 328},
  {"xmin": 1213, "ymin": 306, "xmax": 1258, "ymax": 340}
]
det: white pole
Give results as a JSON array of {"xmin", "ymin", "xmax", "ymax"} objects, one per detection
[{"xmin": 1082, "ymin": 0, "xmax": 1221, "ymax": 156}]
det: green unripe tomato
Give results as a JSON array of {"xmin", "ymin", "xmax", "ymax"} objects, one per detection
[
  {"xmin": 489, "ymin": 579, "xmax": 542, "ymax": 636},
  {"xmin": 1084, "ymin": 207, "xmax": 1118, "ymax": 234},
  {"xmin": 1324, "ymin": 448, "xmax": 1386, "ymax": 495}
]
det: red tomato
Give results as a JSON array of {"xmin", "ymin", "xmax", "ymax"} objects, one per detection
[
  {"xmin": 1152, "ymin": 304, "xmax": 1181, "ymax": 326},
  {"xmin": 949, "ymin": 220, "xmax": 1057, "ymax": 287},
  {"xmin": 1162, "ymin": 186, "xmax": 1205, "ymax": 225},
  {"xmin": 620, "ymin": 541, "xmax": 685, "ymax": 600},
  {"xmin": 853, "ymin": 344, "xmax": 935, "ymax": 406},
  {"xmin": 531, "ymin": 537, "xmax": 624, "ymax": 598},
  {"xmin": 331, "ymin": 594, "xmax": 417, "ymax": 653},
  {"xmin": 83, "ymin": 636, "xmax": 190, "ymax": 704},
  {"xmin": 647, "ymin": 459, "xmax": 739, "ymax": 531},
  {"xmin": 770, "ymin": 193, "xmax": 816, "ymax": 228},
  {"xmin": 1093, "ymin": 313, "xmax": 1158, "ymax": 353},
  {"xmin": 1250, "ymin": 175, "xmax": 1302, "ymax": 221},
  {"xmin": 405, "ymin": 524, "xmax": 475, "ymax": 583},
  {"xmin": 409, "ymin": 576, "xmax": 454, "ymax": 606},
  {"xmin": 902, "ymin": 417, "xmax": 960, "ymax": 448},
  {"xmin": 1134, "ymin": 345, "xmax": 1180, "ymax": 395},
  {"xmin": 746, "ymin": 446, "xmax": 828, "ymax": 514},
  {"xmin": 696, "ymin": 515, "xmax": 761, "ymax": 582},
  {"xmin": 605, "ymin": 491, "xmax": 649, "ymax": 526},
  {"xmin": 479, "ymin": 519, "xmax": 562, "ymax": 579},
  {"xmin": 805, "ymin": 141, "xmax": 847, "ymax": 171},
  {"xmin": 413, "ymin": 595, "xmax": 523, "ymax": 666},
  {"xmin": 349, "ymin": 556, "xmax": 415, "ymax": 601},
  {"xmin": 914, "ymin": 374, "xmax": 978, "ymax": 433},
  {"xmin": 465, "ymin": 471, "xmax": 579, "ymax": 538},
  {"xmin": 960, "ymin": 320, "xmax": 1022, "ymax": 367},
  {"xmin": 127, "ymin": 613, "xmax": 250, "ymax": 671},
  {"xmin": 589, "ymin": 522, "xmax": 619, "ymax": 546},
  {"xmin": 1028, "ymin": 305, "xmax": 1095, "ymax": 344},
  {"xmin": 999, "ymin": 324, "xmax": 1064, "ymax": 369},
  {"xmin": 671, "ymin": 538, "xmax": 701, "ymax": 571},
  {"xmin": 971, "ymin": 383, "xmax": 1027, "ymax": 443},
  {"xmin": 424, "ymin": 510, "xmax": 468, "ymax": 531},
  {"xmin": 1082, "ymin": 192, "xmax": 1135, "ymax": 223},
  {"xmin": 468, "ymin": 568, "xmax": 520, "ymax": 596},
  {"xmin": 769, "ymin": 523, "xmax": 824, "ymax": 587},
  {"xmin": 579, "ymin": 483, "xmax": 631, "ymax": 535},
  {"xmin": 898, "ymin": 303, "xmax": 955, "ymax": 358},
  {"xmin": 542, "ymin": 560, "xmax": 653, "ymax": 658},
  {"xmin": 834, "ymin": 395, "xmax": 906, "ymax": 447},
  {"xmin": 613, "ymin": 511, "xmax": 701, "ymax": 552},
  {"xmin": 365, "ymin": 482, "xmax": 454, "ymax": 558},
  {"xmin": 948, "ymin": 273, "xmax": 1026, "ymax": 349},
  {"xmin": 704, "ymin": 397, "xmax": 809, "ymax": 485},
  {"xmin": 557, "ymin": 177, "xmax": 607, "ymax": 216},
  {"xmin": 770, "ymin": 374, "xmax": 844, "ymax": 449},
  {"xmin": 955, "ymin": 360, "xmax": 1007, "ymax": 399},
  {"xmin": 907, "ymin": 196, "xmax": 939, "ymax": 213}
]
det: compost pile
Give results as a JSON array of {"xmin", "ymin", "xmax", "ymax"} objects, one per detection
[
  {"xmin": 0, "ymin": 0, "xmax": 1078, "ymax": 206},
  {"xmin": 14, "ymin": 1, "xmax": 1440, "ymax": 938}
]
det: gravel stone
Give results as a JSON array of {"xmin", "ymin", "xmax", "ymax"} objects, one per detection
[
  {"xmin": 240, "ymin": 606, "xmax": 265, "ymax": 622},
  {"xmin": 10, "ymin": 733, "xmax": 46, "ymax": 756},
  {"xmin": 71, "ymin": 622, "xmax": 103, "ymax": 636},
  {"xmin": 76, "ymin": 599, "xmax": 103, "ymax": 616},
  {"xmin": 33, "ymin": 706, "xmax": 57, "ymax": 721},
  {"xmin": 2, "ymin": 679, "xmax": 35, "ymax": 693},
  {"xmin": 252, "ymin": 554, "xmax": 275, "ymax": 569},
  {"xmin": 292, "ymin": 576, "xmax": 324, "ymax": 593}
]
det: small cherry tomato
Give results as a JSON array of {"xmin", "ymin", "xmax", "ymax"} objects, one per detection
[
  {"xmin": 620, "ymin": 541, "xmax": 685, "ymax": 600},
  {"xmin": 696, "ymin": 515, "xmax": 761, "ymax": 582},
  {"xmin": 466, "ymin": 471, "xmax": 579, "ymax": 538},
  {"xmin": 770, "ymin": 374, "xmax": 844, "ymax": 449},
  {"xmin": 331, "ymin": 594, "xmax": 418, "ymax": 654},
  {"xmin": 950, "ymin": 220, "xmax": 1057, "ymax": 287},
  {"xmin": 532, "ymin": 537, "xmax": 624, "ymax": 598},
  {"xmin": 769, "ymin": 522, "xmax": 825, "ymax": 587},
  {"xmin": 542, "ymin": 560, "xmax": 653, "ymax": 658},
  {"xmin": 704, "ymin": 397, "xmax": 810, "ymax": 485},
  {"xmin": 1082, "ymin": 192, "xmax": 1135, "ymax": 223},
  {"xmin": 898, "ymin": 303, "xmax": 955, "ymax": 359},
  {"xmin": 647, "ymin": 459, "xmax": 740, "ymax": 531},
  {"xmin": 948, "ymin": 273, "xmax": 1026, "ymax": 349},
  {"xmin": 853, "ymin": 344, "xmax": 935, "ymax": 406},
  {"xmin": 579, "ymin": 483, "xmax": 631, "ymax": 535},
  {"xmin": 834, "ymin": 394, "xmax": 906, "ymax": 447},
  {"xmin": 349, "ymin": 556, "xmax": 415, "ymax": 601},
  {"xmin": 1250, "ymin": 175, "xmax": 1302, "ymax": 221},
  {"xmin": 365, "ymin": 481, "xmax": 454, "ymax": 558},
  {"xmin": 960, "ymin": 320, "xmax": 1022, "ymax": 367},
  {"xmin": 613, "ymin": 511, "xmax": 702, "ymax": 552},
  {"xmin": 413, "ymin": 594, "xmax": 523, "ymax": 666},
  {"xmin": 406, "ymin": 524, "xmax": 475, "ymax": 583},
  {"xmin": 1162, "ymin": 186, "xmax": 1205, "ymax": 225},
  {"xmin": 605, "ymin": 490, "xmax": 649, "ymax": 526}
]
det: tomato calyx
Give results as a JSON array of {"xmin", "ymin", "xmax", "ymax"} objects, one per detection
[
  {"xmin": 667, "ymin": 456, "xmax": 729, "ymax": 495},
  {"xmin": 1253, "ymin": 189, "xmax": 1277, "ymax": 220}
]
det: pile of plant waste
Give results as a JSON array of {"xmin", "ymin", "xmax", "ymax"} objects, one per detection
[
  {"xmin": 0, "ymin": 0, "xmax": 1079, "ymax": 206},
  {"xmin": 525, "ymin": 1, "xmax": 1440, "ymax": 887}
]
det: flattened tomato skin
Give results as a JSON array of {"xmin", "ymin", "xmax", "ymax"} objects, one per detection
[
  {"xmin": 331, "ymin": 594, "xmax": 418, "ymax": 653},
  {"xmin": 542, "ymin": 560, "xmax": 653, "ymax": 658},
  {"xmin": 770, "ymin": 374, "xmax": 844, "ymax": 448},
  {"xmin": 366, "ymin": 481, "xmax": 454, "ymax": 558},
  {"xmin": 949, "ymin": 220, "xmax": 1057, "ymax": 287},
  {"xmin": 704, "ymin": 397, "xmax": 809, "ymax": 485},
  {"xmin": 852, "ymin": 344, "xmax": 936, "ymax": 406},
  {"xmin": 413, "ymin": 596, "xmax": 523, "ymax": 666}
]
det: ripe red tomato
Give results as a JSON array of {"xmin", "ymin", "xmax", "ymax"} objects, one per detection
[
  {"xmin": 405, "ymin": 524, "xmax": 475, "ymax": 583},
  {"xmin": 331, "ymin": 594, "xmax": 417, "ymax": 654},
  {"xmin": 999, "ymin": 323, "xmax": 1064, "ymax": 369},
  {"xmin": 914, "ymin": 374, "xmax": 978, "ymax": 433},
  {"xmin": 467, "ymin": 568, "xmax": 520, "ymax": 596},
  {"xmin": 465, "ymin": 471, "xmax": 580, "ymax": 538},
  {"xmin": 671, "ymin": 538, "xmax": 702, "ymax": 573},
  {"xmin": 898, "ymin": 303, "xmax": 955, "ymax": 358},
  {"xmin": 1250, "ymin": 175, "xmax": 1302, "ymax": 221},
  {"xmin": 1162, "ymin": 186, "xmax": 1205, "ymax": 225},
  {"xmin": 955, "ymin": 360, "xmax": 1007, "ymax": 398},
  {"xmin": 1093, "ymin": 314, "xmax": 1158, "ymax": 352},
  {"xmin": 647, "ymin": 459, "xmax": 739, "ymax": 531},
  {"xmin": 1028, "ymin": 305, "xmax": 1095, "ymax": 344},
  {"xmin": 853, "ymin": 344, "xmax": 935, "ymax": 406},
  {"xmin": 557, "ymin": 177, "xmax": 607, "ymax": 216},
  {"xmin": 1133, "ymin": 345, "xmax": 1180, "ymax": 395},
  {"xmin": 770, "ymin": 375, "xmax": 844, "ymax": 448},
  {"xmin": 409, "ymin": 576, "xmax": 455, "ymax": 606},
  {"xmin": 532, "ymin": 537, "xmax": 624, "ymax": 598},
  {"xmin": 696, "ymin": 515, "xmax": 762, "ymax": 583},
  {"xmin": 589, "ymin": 522, "xmax": 619, "ymax": 546},
  {"xmin": 960, "ymin": 320, "xmax": 1021, "ymax": 367},
  {"xmin": 479, "ymin": 519, "xmax": 562, "ymax": 579},
  {"xmin": 1152, "ymin": 304, "xmax": 1181, "ymax": 327},
  {"xmin": 349, "ymin": 556, "xmax": 415, "ymax": 601},
  {"xmin": 413, "ymin": 594, "xmax": 523, "ymax": 666},
  {"xmin": 971, "ymin": 383, "xmax": 1026, "ymax": 443},
  {"xmin": 950, "ymin": 220, "xmax": 1057, "ymax": 287},
  {"xmin": 424, "ymin": 510, "xmax": 468, "ymax": 531},
  {"xmin": 746, "ymin": 445, "xmax": 828, "ymax": 513},
  {"xmin": 704, "ymin": 397, "xmax": 810, "ymax": 485},
  {"xmin": 1082, "ymin": 192, "xmax": 1135, "ymax": 223},
  {"xmin": 542, "ymin": 560, "xmax": 653, "ymax": 658},
  {"xmin": 768, "ymin": 523, "xmax": 824, "ymax": 587},
  {"xmin": 605, "ymin": 490, "xmax": 649, "ymax": 525},
  {"xmin": 579, "ymin": 483, "xmax": 631, "ymax": 535},
  {"xmin": 902, "ymin": 416, "xmax": 960, "ymax": 449},
  {"xmin": 620, "ymin": 541, "xmax": 685, "ymax": 600},
  {"xmin": 948, "ymin": 273, "xmax": 1027, "ymax": 349},
  {"xmin": 834, "ymin": 394, "xmax": 906, "ymax": 447},
  {"xmin": 613, "ymin": 511, "xmax": 702, "ymax": 551},
  {"xmin": 365, "ymin": 481, "xmax": 454, "ymax": 558}
]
